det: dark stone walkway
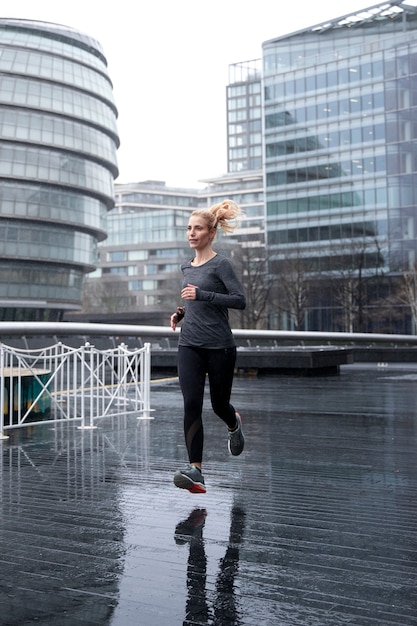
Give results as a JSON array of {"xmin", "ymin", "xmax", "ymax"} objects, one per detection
[{"xmin": 0, "ymin": 363, "xmax": 416, "ymax": 626}]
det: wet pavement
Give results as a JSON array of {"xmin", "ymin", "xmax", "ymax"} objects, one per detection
[{"xmin": 0, "ymin": 363, "xmax": 416, "ymax": 626}]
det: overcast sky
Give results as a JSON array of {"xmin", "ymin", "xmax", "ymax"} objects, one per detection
[{"xmin": 5, "ymin": 1, "xmax": 377, "ymax": 187}]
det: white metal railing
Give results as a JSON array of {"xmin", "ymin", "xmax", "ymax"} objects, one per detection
[
  {"xmin": 0, "ymin": 341, "xmax": 151, "ymax": 438},
  {"xmin": 1, "ymin": 320, "xmax": 417, "ymax": 438},
  {"xmin": 1, "ymin": 321, "xmax": 417, "ymax": 345}
]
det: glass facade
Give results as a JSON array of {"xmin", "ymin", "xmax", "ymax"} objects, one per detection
[
  {"xmin": 227, "ymin": 60, "xmax": 263, "ymax": 173},
  {"xmin": 263, "ymin": 2, "xmax": 417, "ymax": 330},
  {"xmin": 0, "ymin": 19, "xmax": 119, "ymax": 321}
]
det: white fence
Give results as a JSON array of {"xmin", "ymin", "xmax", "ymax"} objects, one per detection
[{"xmin": 0, "ymin": 341, "xmax": 151, "ymax": 437}]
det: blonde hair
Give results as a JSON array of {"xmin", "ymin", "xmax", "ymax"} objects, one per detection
[{"xmin": 191, "ymin": 199, "xmax": 243, "ymax": 235}]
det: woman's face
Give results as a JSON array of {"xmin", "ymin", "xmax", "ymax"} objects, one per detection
[{"xmin": 187, "ymin": 215, "xmax": 214, "ymax": 250}]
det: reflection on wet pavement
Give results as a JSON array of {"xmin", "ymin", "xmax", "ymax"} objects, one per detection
[
  {"xmin": 175, "ymin": 505, "xmax": 246, "ymax": 625},
  {"xmin": 0, "ymin": 364, "xmax": 416, "ymax": 625}
]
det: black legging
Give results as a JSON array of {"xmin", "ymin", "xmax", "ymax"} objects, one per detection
[{"xmin": 178, "ymin": 345, "xmax": 237, "ymax": 464}]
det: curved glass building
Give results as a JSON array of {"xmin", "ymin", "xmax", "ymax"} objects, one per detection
[{"xmin": 0, "ymin": 19, "xmax": 119, "ymax": 321}]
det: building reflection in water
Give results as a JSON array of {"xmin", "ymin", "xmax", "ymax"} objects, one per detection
[
  {"xmin": 175, "ymin": 504, "xmax": 246, "ymax": 626},
  {"xmin": 1, "ymin": 423, "xmax": 127, "ymax": 624}
]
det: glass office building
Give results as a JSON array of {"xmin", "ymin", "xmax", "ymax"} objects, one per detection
[
  {"xmin": 263, "ymin": 1, "xmax": 417, "ymax": 331},
  {"xmin": 0, "ymin": 19, "xmax": 119, "ymax": 321}
]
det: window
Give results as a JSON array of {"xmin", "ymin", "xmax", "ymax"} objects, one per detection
[
  {"xmin": 128, "ymin": 249, "xmax": 147, "ymax": 261},
  {"xmin": 109, "ymin": 250, "xmax": 127, "ymax": 261}
]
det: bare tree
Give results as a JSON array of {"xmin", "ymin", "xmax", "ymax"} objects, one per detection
[
  {"xmin": 157, "ymin": 272, "xmax": 184, "ymax": 312},
  {"xmin": 327, "ymin": 237, "xmax": 386, "ymax": 332},
  {"xmin": 231, "ymin": 245, "xmax": 271, "ymax": 329},
  {"xmin": 396, "ymin": 265, "xmax": 417, "ymax": 333},
  {"xmin": 272, "ymin": 254, "xmax": 309, "ymax": 330},
  {"xmin": 82, "ymin": 277, "xmax": 134, "ymax": 314}
]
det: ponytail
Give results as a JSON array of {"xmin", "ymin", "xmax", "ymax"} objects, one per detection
[
  {"xmin": 190, "ymin": 199, "xmax": 243, "ymax": 235},
  {"xmin": 209, "ymin": 199, "xmax": 243, "ymax": 234}
]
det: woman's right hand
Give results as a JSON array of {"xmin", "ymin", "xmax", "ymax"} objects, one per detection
[{"xmin": 170, "ymin": 307, "xmax": 184, "ymax": 331}]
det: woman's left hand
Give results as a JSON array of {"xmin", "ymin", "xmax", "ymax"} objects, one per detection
[{"xmin": 181, "ymin": 283, "xmax": 198, "ymax": 300}]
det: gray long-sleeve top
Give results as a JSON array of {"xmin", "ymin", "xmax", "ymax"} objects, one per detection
[{"xmin": 178, "ymin": 254, "xmax": 246, "ymax": 349}]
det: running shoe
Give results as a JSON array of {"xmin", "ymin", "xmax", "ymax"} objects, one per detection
[
  {"xmin": 228, "ymin": 412, "xmax": 245, "ymax": 456},
  {"xmin": 173, "ymin": 465, "xmax": 206, "ymax": 494}
]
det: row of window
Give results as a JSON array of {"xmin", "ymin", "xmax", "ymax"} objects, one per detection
[
  {"xmin": 0, "ymin": 262, "xmax": 83, "ymax": 301},
  {"xmin": 264, "ymin": 34, "xmax": 380, "ymax": 70},
  {"xmin": 103, "ymin": 262, "xmax": 180, "ymax": 277},
  {"xmin": 107, "ymin": 211, "xmax": 189, "ymax": 233},
  {"xmin": 107, "ymin": 250, "xmax": 145, "ymax": 262},
  {"xmin": 266, "ymin": 156, "xmax": 387, "ymax": 186},
  {"xmin": 267, "ymin": 86, "xmax": 417, "ymax": 129},
  {"xmin": 229, "ymin": 157, "xmax": 262, "ymax": 172},
  {"xmin": 228, "ymin": 107, "xmax": 261, "ymax": 122},
  {"xmin": 229, "ymin": 119, "xmax": 262, "ymax": 135},
  {"xmin": 386, "ymin": 112, "xmax": 417, "ymax": 142},
  {"xmin": 106, "ymin": 227, "xmax": 188, "ymax": 246},
  {"xmin": 0, "ymin": 145, "xmax": 114, "ymax": 202},
  {"xmin": 266, "ymin": 122, "xmax": 385, "ymax": 157},
  {"xmin": 0, "ymin": 181, "xmax": 107, "ymax": 231},
  {"xmin": 227, "ymin": 82, "xmax": 261, "ymax": 97},
  {"xmin": 128, "ymin": 280, "xmax": 158, "ymax": 291},
  {"xmin": 265, "ymin": 92, "xmax": 384, "ymax": 126},
  {"xmin": 264, "ymin": 32, "xmax": 417, "ymax": 79},
  {"xmin": 270, "ymin": 251, "xmax": 386, "ymax": 276},
  {"xmin": 268, "ymin": 181, "xmax": 417, "ymax": 214},
  {"xmin": 264, "ymin": 57, "xmax": 384, "ymax": 94},
  {"xmin": 104, "ymin": 247, "xmax": 189, "ymax": 262},
  {"xmin": 228, "ymin": 146, "xmax": 262, "ymax": 159},
  {"xmin": 267, "ymin": 187, "xmax": 388, "ymax": 215},
  {"xmin": 386, "ymin": 146, "xmax": 417, "ymax": 176},
  {"xmin": 0, "ymin": 307, "xmax": 64, "ymax": 322},
  {"xmin": 0, "ymin": 47, "xmax": 115, "ymax": 107},
  {"xmin": 229, "ymin": 133, "xmax": 262, "ymax": 148},
  {"xmin": 385, "ymin": 81, "xmax": 417, "ymax": 114},
  {"xmin": 0, "ymin": 263, "xmax": 83, "ymax": 287},
  {"xmin": 0, "ymin": 76, "xmax": 118, "ymax": 138},
  {"xmin": 146, "ymin": 263, "xmax": 182, "ymax": 274},
  {"xmin": 0, "ymin": 27, "xmax": 106, "ymax": 72},
  {"xmin": 108, "ymin": 211, "xmax": 184, "ymax": 230},
  {"xmin": 116, "ymin": 193, "xmax": 198, "ymax": 207},
  {"xmin": 386, "ymin": 177, "xmax": 417, "ymax": 207},
  {"xmin": 151, "ymin": 248, "xmax": 188, "ymax": 257},
  {"xmin": 0, "ymin": 222, "xmax": 97, "ymax": 266},
  {"xmin": 228, "ymin": 94, "xmax": 261, "ymax": 110},
  {"xmin": 103, "ymin": 266, "xmax": 128, "ymax": 275},
  {"xmin": 0, "ymin": 279, "xmax": 82, "ymax": 301},
  {"xmin": 268, "ymin": 220, "xmax": 384, "ymax": 245},
  {"xmin": 0, "ymin": 108, "xmax": 117, "ymax": 167}
]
